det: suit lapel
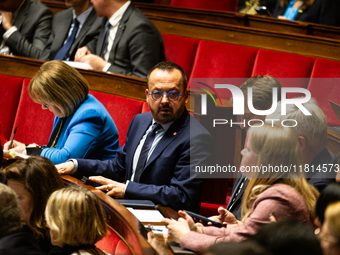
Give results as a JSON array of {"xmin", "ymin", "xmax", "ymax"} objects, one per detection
[
  {"xmin": 13, "ymin": 0, "xmax": 30, "ymax": 31},
  {"xmin": 143, "ymin": 110, "xmax": 189, "ymax": 170},
  {"xmin": 108, "ymin": 3, "xmax": 134, "ymax": 62},
  {"xmin": 70, "ymin": 8, "xmax": 96, "ymax": 52},
  {"xmin": 125, "ymin": 114, "xmax": 153, "ymax": 180},
  {"xmin": 95, "ymin": 18, "xmax": 107, "ymax": 55},
  {"xmin": 56, "ymin": 9, "xmax": 73, "ymax": 49}
]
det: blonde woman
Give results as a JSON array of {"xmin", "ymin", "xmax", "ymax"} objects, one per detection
[
  {"xmin": 45, "ymin": 186, "xmax": 108, "ymax": 255},
  {"xmin": 317, "ymin": 201, "xmax": 340, "ymax": 255},
  {"xmin": 164, "ymin": 124, "xmax": 319, "ymax": 254},
  {"xmin": 4, "ymin": 60, "xmax": 119, "ymax": 164}
]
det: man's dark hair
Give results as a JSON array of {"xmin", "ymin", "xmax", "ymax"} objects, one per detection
[
  {"xmin": 206, "ymin": 241, "xmax": 269, "ymax": 255},
  {"xmin": 251, "ymin": 219, "xmax": 322, "ymax": 255},
  {"xmin": 315, "ymin": 182, "xmax": 340, "ymax": 225},
  {"xmin": 147, "ymin": 61, "xmax": 187, "ymax": 90},
  {"xmin": 240, "ymin": 75, "xmax": 282, "ymax": 110}
]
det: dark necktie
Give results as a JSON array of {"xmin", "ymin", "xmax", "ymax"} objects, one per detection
[
  {"xmin": 54, "ymin": 18, "xmax": 80, "ymax": 60},
  {"xmin": 134, "ymin": 123, "xmax": 163, "ymax": 182},
  {"xmin": 99, "ymin": 20, "xmax": 111, "ymax": 59}
]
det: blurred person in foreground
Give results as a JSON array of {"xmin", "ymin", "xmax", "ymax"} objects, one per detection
[
  {"xmin": 2, "ymin": 156, "xmax": 65, "ymax": 253},
  {"xmin": 0, "ymin": 182, "xmax": 45, "ymax": 255},
  {"xmin": 45, "ymin": 186, "xmax": 107, "ymax": 255}
]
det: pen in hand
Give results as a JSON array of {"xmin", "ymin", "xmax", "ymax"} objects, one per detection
[{"xmin": 8, "ymin": 126, "xmax": 17, "ymax": 150}]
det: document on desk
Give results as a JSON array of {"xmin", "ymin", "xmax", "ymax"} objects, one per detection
[
  {"xmin": 63, "ymin": 61, "xmax": 93, "ymax": 70},
  {"xmin": 127, "ymin": 207, "xmax": 164, "ymax": 222},
  {"xmin": 3, "ymin": 150, "xmax": 30, "ymax": 159}
]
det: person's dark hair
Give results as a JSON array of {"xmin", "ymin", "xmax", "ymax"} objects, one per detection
[
  {"xmin": 315, "ymin": 182, "xmax": 340, "ymax": 225},
  {"xmin": 0, "ymin": 183, "xmax": 21, "ymax": 238},
  {"xmin": 251, "ymin": 219, "xmax": 322, "ymax": 255},
  {"xmin": 147, "ymin": 61, "xmax": 187, "ymax": 90},
  {"xmin": 240, "ymin": 75, "xmax": 282, "ymax": 110},
  {"xmin": 2, "ymin": 156, "xmax": 65, "ymax": 238},
  {"xmin": 205, "ymin": 241, "xmax": 269, "ymax": 255}
]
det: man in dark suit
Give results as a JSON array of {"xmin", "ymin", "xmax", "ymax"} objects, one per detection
[
  {"xmin": 57, "ymin": 61, "xmax": 212, "ymax": 212},
  {"xmin": 0, "ymin": 0, "xmax": 52, "ymax": 59},
  {"xmin": 0, "ymin": 183, "xmax": 45, "ymax": 255},
  {"xmin": 74, "ymin": 0, "xmax": 165, "ymax": 78},
  {"xmin": 42, "ymin": 0, "xmax": 103, "ymax": 61}
]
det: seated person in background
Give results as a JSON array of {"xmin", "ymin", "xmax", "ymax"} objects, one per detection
[
  {"xmin": 273, "ymin": 0, "xmax": 340, "ymax": 26},
  {"xmin": 317, "ymin": 201, "xmax": 340, "ymax": 255},
  {"xmin": 2, "ymin": 156, "xmax": 65, "ymax": 253},
  {"xmin": 45, "ymin": 186, "xmax": 107, "ymax": 255},
  {"xmin": 225, "ymin": 75, "xmax": 283, "ymax": 221},
  {"xmin": 164, "ymin": 124, "xmax": 319, "ymax": 254},
  {"xmin": 0, "ymin": 0, "xmax": 52, "ymax": 59},
  {"xmin": 42, "ymin": 0, "xmax": 103, "ymax": 61},
  {"xmin": 0, "ymin": 183, "xmax": 45, "ymax": 255},
  {"xmin": 314, "ymin": 183, "xmax": 340, "ymax": 228},
  {"xmin": 238, "ymin": 0, "xmax": 277, "ymax": 15},
  {"xmin": 74, "ymin": 0, "xmax": 165, "ymax": 78},
  {"xmin": 251, "ymin": 219, "xmax": 323, "ymax": 255},
  {"xmin": 267, "ymin": 98, "xmax": 336, "ymax": 192},
  {"xmin": 56, "ymin": 61, "xmax": 212, "ymax": 212},
  {"xmin": 213, "ymin": 96, "xmax": 335, "ymax": 228},
  {"xmin": 4, "ymin": 60, "xmax": 120, "ymax": 164}
]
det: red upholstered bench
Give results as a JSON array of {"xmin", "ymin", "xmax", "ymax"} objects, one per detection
[
  {"xmin": 0, "ymin": 75, "xmax": 24, "ymax": 141},
  {"xmin": 90, "ymin": 91, "xmax": 147, "ymax": 146},
  {"xmin": 95, "ymin": 227, "xmax": 132, "ymax": 255},
  {"xmin": 12, "ymin": 79, "xmax": 55, "ymax": 145},
  {"xmin": 308, "ymin": 58, "xmax": 340, "ymax": 126},
  {"xmin": 162, "ymin": 34, "xmax": 199, "ymax": 79}
]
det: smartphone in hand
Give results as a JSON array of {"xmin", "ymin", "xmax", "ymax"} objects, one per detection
[{"xmin": 183, "ymin": 210, "xmax": 225, "ymax": 228}]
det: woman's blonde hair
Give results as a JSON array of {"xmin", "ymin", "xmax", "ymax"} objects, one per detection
[
  {"xmin": 45, "ymin": 186, "xmax": 107, "ymax": 247},
  {"xmin": 29, "ymin": 60, "xmax": 89, "ymax": 117},
  {"xmin": 241, "ymin": 125, "xmax": 319, "ymax": 220},
  {"xmin": 325, "ymin": 201, "xmax": 340, "ymax": 244},
  {"xmin": 279, "ymin": 0, "xmax": 315, "ymax": 10},
  {"xmin": 2, "ymin": 156, "xmax": 65, "ymax": 239}
]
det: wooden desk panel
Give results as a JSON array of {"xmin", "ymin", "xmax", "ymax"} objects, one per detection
[
  {"xmin": 0, "ymin": 55, "xmax": 147, "ymax": 101},
  {"xmin": 147, "ymin": 15, "xmax": 340, "ymax": 61}
]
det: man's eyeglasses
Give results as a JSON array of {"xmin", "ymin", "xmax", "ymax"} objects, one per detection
[{"xmin": 148, "ymin": 91, "xmax": 182, "ymax": 101}]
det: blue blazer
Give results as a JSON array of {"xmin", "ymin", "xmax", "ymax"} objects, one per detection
[
  {"xmin": 41, "ymin": 95, "xmax": 120, "ymax": 164},
  {"xmin": 75, "ymin": 110, "xmax": 212, "ymax": 212}
]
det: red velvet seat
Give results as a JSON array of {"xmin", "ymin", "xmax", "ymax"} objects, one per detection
[
  {"xmin": 251, "ymin": 49, "xmax": 316, "ymax": 98},
  {"xmin": 0, "ymin": 75, "xmax": 23, "ymax": 140},
  {"xmin": 170, "ymin": 0, "xmax": 237, "ymax": 12},
  {"xmin": 12, "ymin": 79, "xmax": 54, "ymax": 145},
  {"xmin": 308, "ymin": 58, "xmax": 340, "ymax": 126},
  {"xmin": 96, "ymin": 227, "xmax": 133, "ymax": 255},
  {"xmin": 190, "ymin": 40, "xmax": 259, "ymax": 99},
  {"xmin": 90, "ymin": 91, "xmax": 145, "ymax": 146},
  {"xmin": 162, "ymin": 34, "xmax": 200, "ymax": 78}
]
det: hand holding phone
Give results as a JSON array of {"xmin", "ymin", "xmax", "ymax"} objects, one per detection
[{"xmin": 183, "ymin": 210, "xmax": 225, "ymax": 228}]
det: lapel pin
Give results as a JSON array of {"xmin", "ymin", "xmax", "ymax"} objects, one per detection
[{"xmin": 173, "ymin": 132, "xmax": 177, "ymax": 136}]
